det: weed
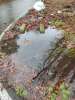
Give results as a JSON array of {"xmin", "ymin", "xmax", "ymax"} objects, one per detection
[
  {"xmin": 39, "ymin": 23, "xmax": 45, "ymax": 33},
  {"xmin": 19, "ymin": 24, "xmax": 26, "ymax": 33},
  {"xmin": 49, "ymin": 19, "xmax": 64, "ymax": 27},
  {"xmin": 48, "ymin": 82, "xmax": 70, "ymax": 100},
  {"xmin": 67, "ymin": 48, "xmax": 75, "ymax": 58},
  {"xmin": 15, "ymin": 86, "xmax": 28, "ymax": 97}
]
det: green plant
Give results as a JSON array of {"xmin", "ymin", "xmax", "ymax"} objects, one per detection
[
  {"xmin": 67, "ymin": 48, "xmax": 75, "ymax": 58},
  {"xmin": 50, "ymin": 93, "xmax": 57, "ymax": 100},
  {"xmin": 60, "ymin": 83, "xmax": 70, "ymax": 100},
  {"xmin": 19, "ymin": 24, "xmax": 26, "ymax": 33},
  {"xmin": 48, "ymin": 82, "xmax": 70, "ymax": 100},
  {"xmin": 56, "ymin": 47, "xmax": 65, "ymax": 54},
  {"xmin": 15, "ymin": 86, "xmax": 28, "ymax": 97},
  {"xmin": 49, "ymin": 19, "xmax": 64, "ymax": 27},
  {"xmin": 39, "ymin": 23, "xmax": 45, "ymax": 33},
  {"xmin": 64, "ymin": 31, "xmax": 75, "ymax": 42},
  {"xmin": 64, "ymin": 32, "xmax": 72, "ymax": 41},
  {"xmin": 48, "ymin": 85, "xmax": 58, "ymax": 100}
]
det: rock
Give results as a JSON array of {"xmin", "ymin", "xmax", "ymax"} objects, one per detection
[
  {"xmin": 33, "ymin": 1, "xmax": 45, "ymax": 11},
  {"xmin": 51, "ymin": 13, "xmax": 54, "ymax": 16},
  {"xmin": 57, "ymin": 10, "xmax": 62, "ymax": 14},
  {"xmin": 56, "ymin": 31, "xmax": 64, "ymax": 39}
]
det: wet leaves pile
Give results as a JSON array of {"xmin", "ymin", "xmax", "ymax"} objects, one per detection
[{"xmin": 0, "ymin": 55, "xmax": 16, "ymax": 82}]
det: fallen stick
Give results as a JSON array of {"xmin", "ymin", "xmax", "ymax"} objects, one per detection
[
  {"xmin": 0, "ymin": 23, "xmax": 14, "ymax": 41},
  {"xmin": 0, "ymin": 12, "xmax": 27, "ymax": 42}
]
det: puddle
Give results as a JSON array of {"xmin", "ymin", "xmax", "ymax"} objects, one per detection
[
  {"xmin": 0, "ymin": 27, "xmax": 63, "ymax": 85},
  {"xmin": 10, "ymin": 28, "xmax": 63, "ymax": 70},
  {"xmin": 0, "ymin": 0, "xmax": 35, "ymax": 33},
  {"xmin": 0, "ymin": 25, "xmax": 64, "ymax": 100}
]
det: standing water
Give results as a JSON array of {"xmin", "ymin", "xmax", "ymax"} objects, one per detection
[
  {"xmin": 0, "ymin": 0, "xmax": 64, "ymax": 99},
  {"xmin": 0, "ymin": 27, "xmax": 63, "ymax": 85},
  {"xmin": 0, "ymin": 0, "xmax": 35, "ymax": 33},
  {"xmin": 11, "ymin": 28, "xmax": 62, "ymax": 71}
]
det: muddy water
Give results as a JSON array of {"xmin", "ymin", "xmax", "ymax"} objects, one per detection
[{"xmin": 0, "ymin": 0, "xmax": 35, "ymax": 33}]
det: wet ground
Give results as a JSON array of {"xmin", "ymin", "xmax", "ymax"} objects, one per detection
[
  {"xmin": 0, "ymin": 26, "xmax": 63, "ymax": 100},
  {"xmin": 0, "ymin": 0, "xmax": 75, "ymax": 99},
  {"xmin": 10, "ymin": 28, "xmax": 61, "ymax": 70},
  {"xmin": 0, "ymin": 1, "xmax": 64, "ymax": 99},
  {"xmin": 0, "ymin": 0, "xmax": 35, "ymax": 33},
  {"xmin": 0, "ymin": 27, "xmax": 63, "ymax": 84}
]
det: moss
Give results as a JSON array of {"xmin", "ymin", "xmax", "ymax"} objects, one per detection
[
  {"xmin": 67, "ymin": 48, "xmax": 75, "ymax": 58},
  {"xmin": 64, "ymin": 32, "xmax": 73, "ymax": 41},
  {"xmin": 55, "ymin": 47, "xmax": 65, "ymax": 54},
  {"xmin": 52, "ymin": 47, "xmax": 65, "ymax": 56}
]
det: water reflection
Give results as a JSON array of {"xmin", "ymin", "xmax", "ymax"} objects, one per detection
[
  {"xmin": 0, "ymin": 0, "xmax": 35, "ymax": 33},
  {"xmin": 0, "ymin": 27, "xmax": 64, "ymax": 94},
  {"xmin": 9, "ymin": 28, "xmax": 62, "ymax": 70},
  {"xmin": 0, "ymin": 28, "xmax": 63, "ymax": 70}
]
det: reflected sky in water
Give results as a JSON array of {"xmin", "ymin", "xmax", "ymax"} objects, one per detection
[
  {"xmin": 10, "ymin": 28, "xmax": 61, "ymax": 70},
  {"xmin": 0, "ymin": 27, "xmax": 62, "ymax": 70}
]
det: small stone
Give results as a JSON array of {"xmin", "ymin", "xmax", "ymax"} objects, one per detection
[
  {"xmin": 57, "ymin": 10, "xmax": 62, "ymax": 14},
  {"xmin": 51, "ymin": 14, "xmax": 54, "ymax": 16},
  {"xmin": 33, "ymin": 1, "xmax": 45, "ymax": 11}
]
